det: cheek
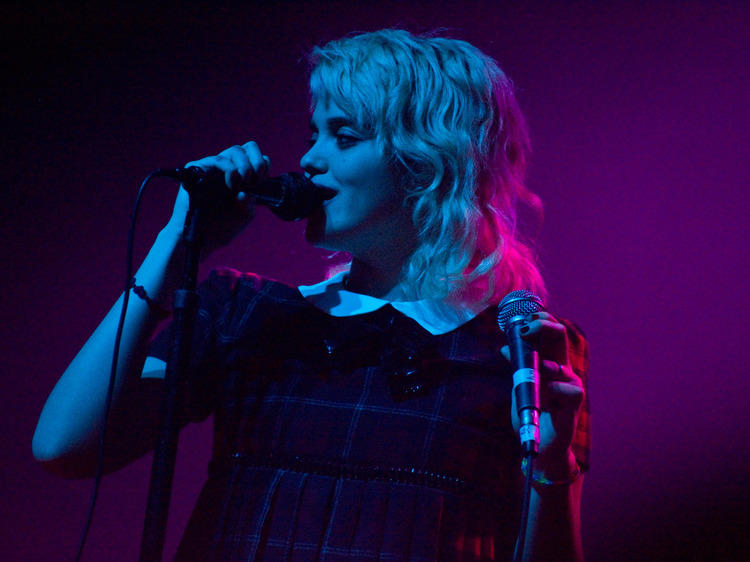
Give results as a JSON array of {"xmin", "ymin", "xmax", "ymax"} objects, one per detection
[
  {"xmin": 326, "ymin": 188, "xmax": 395, "ymax": 231},
  {"xmin": 338, "ymin": 148, "xmax": 393, "ymax": 186}
]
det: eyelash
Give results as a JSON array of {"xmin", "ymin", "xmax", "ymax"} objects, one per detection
[
  {"xmin": 335, "ymin": 133, "xmax": 358, "ymax": 148},
  {"xmin": 307, "ymin": 131, "xmax": 360, "ymax": 148}
]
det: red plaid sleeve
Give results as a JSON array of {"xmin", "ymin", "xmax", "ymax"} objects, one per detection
[{"xmin": 562, "ymin": 319, "xmax": 591, "ymax": 472}]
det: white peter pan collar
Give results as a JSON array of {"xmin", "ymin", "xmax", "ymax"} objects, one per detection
[{"xmin": 298, "ymin": 271, "xmax": 487, "ymax": 336}]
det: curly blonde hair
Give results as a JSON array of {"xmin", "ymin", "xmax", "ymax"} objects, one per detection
[{"xmin": 309, "ymin": 29, "xmax": 546, "ymax": 303}]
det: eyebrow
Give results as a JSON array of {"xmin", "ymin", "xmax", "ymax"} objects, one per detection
[{"xmin": 309, "ymin": 116, "xmax": 354, "ymax": 132}]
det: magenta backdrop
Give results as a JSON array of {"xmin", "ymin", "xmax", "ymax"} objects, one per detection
[{"xmin": 3, "ymin": 2, "xmax": 749, "ymax": 560}]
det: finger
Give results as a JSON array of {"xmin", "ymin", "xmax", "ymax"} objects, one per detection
[
  {"xmin": 541, "ymin": 379, "xmax": 585, "ymax": 414},
  {"xmin": 215, "ymin": 145, "xmax": 252, "ymax": 190},
  {"xmin": 520, "ymin": 318, "xmax": 565, "ymax": 339},
  {"xmin": 241, "ymin": 141, "xmax": 270, "ymax": 179},
  {"xmin": 545, "ymin": 379, "xmax": 584, "ymax": 402},
  {"xmin": 184, "ymin": 155, "xmax": 222, "ymax": 172},
  {"xmin": 519, "ymin": 317, "xmax": 569, "ymax": 364},
  {"xmin": 257, "ymin": 153, "xmax": 271, "ymax": 180},
  {"xmin": 540, "ymin": 360, "xmax": 584, "ymax": 411},
  {"xmin": 525, "ymin": 311, "xmax": 554, "ymax": 322},
  {"xmin": 540, "ymin": 359, "xmax": 578, "ymax": 383},
  {"xmin": 182, "ymin": 153, "xmax": 237, "ymax": 198}
]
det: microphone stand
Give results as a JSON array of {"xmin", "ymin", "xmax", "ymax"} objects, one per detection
[{"xmin": 139, "ymin": 197, "xmax": 205, "ymax": 562}]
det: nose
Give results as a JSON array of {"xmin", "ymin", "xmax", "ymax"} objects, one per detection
[{"xmin": 300, "ymin": 141, "xmax": 327, "ymax": 177}]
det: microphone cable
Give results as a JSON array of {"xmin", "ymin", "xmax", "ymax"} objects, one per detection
[
  {"xmin": 72, "ymin": 166, "xmax": 324, "ymax": 559},
  {"xmin": 513, "ymin": 454, "xmax": 535, "ymax": 562},
  {"xmin": 74, "ymin": 169, "xmax": 163, "ymax": 562}
]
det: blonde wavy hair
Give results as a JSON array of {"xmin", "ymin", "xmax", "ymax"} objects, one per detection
[{"xmin": 309, "ymin": 29, "xmax": 546, "ymax": 304}]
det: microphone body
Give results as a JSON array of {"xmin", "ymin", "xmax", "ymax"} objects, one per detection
[
  {"xmin": 497, "ymin": 291, "xmax": 545, "ymax": 456},
  {"xmin": 160, "ymin": 167, "xmax": 334, "ymax": 221}
]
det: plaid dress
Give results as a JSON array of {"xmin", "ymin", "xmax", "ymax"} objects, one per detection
[{"xmin": 149, "ymin": 269, "xmax": 590, "ymax": 561}]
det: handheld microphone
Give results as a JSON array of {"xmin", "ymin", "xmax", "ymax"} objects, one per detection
[
  {"xmin": 497, "ymin": 290, "xmax": 545, "ymax": 456},
  {"xmin": 158, "ymin": 167, "xmax": 335, "ymax": 221}
]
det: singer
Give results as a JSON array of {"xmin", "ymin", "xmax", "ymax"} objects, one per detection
[{"xmin": 33, "ymin": 29, "xmax": 589, "ymax": 561}]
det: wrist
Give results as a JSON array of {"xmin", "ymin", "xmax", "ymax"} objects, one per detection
[
  {"xmin": 526, "ymin": 448, "xmax": 580, "ymax": 485},
  {"xmin": 130, "ymin": 279, "xmax": 171, "ymax": 319},
  {"xmin": 133, "ymin": 230, "xmax": 185, "ymax": 310}
]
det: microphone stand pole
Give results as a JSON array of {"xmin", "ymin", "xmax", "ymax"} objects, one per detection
[{"xmin": 139, "ymin": 197, "xmax": 205, "ymax": 562}]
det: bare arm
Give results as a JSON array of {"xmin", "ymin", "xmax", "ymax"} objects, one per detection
[
  {"xmin": 32, "ymin": 221, "xmax": 184, "ymax": 478},
  {"xmin": 33, "ymin": 142, "xmax": 269, "ymax": 478}
]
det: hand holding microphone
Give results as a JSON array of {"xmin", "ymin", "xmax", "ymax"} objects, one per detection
[
  {"xmin": 497, "ymin": 291, "xmax": 545, "ymax": 457},
  {"xmin": 159, "ymin": 142, "xmax": 335, "ymax": 255},
  {"xmin": 498, "ymin": 292, "xmax": 585, "ymax": 468}
]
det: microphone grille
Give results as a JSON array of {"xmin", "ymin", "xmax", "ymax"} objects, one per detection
[
  {"xmin": 270, "ymin": 173, "xmax": 322, "ymax": 221},
  {"xmin": 496, "ymin": 290, "xmax": 545, "ymax": 331}
]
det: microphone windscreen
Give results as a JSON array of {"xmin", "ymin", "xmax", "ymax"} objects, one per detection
[
  {"xmin": 269, "ymin": 173, "xmax": 334, "ymax": 221},
  {"xmin": 496, "ymin": 290, "xmax": 545, "ymax": 332}
]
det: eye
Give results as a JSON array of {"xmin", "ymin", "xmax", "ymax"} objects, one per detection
[{"xmin": 335, "ymin": 131, "xmax": 360, "ymax": 148}]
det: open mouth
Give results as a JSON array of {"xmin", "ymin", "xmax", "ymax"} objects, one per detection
[{"xmin": 315, "ymin": 185, "xmax": 338, "ymax": 206}]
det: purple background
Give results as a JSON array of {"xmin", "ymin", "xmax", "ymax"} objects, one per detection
[{"xmin": 3, "ymin": 2, "xmax": 749, "ymax": 560}]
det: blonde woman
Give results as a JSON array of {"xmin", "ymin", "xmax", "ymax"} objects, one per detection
[{"xmin": 35, "ymin": 29, "xmax": 589, "ymax": 561}]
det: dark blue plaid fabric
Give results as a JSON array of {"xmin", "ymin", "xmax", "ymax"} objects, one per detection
[{"xmin": 149, "ymin": 268, "xmax": 590, "ymax": 561}]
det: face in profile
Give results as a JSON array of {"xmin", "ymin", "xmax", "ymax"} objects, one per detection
[{"xmin": 301, "ymin": 100, "xmax": 414, "ymax": 259}]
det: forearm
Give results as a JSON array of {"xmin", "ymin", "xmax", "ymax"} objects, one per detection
[
  {"xmin": 522, "ymin": 451, "xmax": 584, "ymax": 561},
  {"xmin": 32, "ymin": 226, "xmax": 184, "ymax": 469}
]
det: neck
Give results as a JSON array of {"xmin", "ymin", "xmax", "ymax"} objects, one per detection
[
  {"xmin": 343, "ymin": 213, "xmax": 418, "ymax": 300},
  {"xmin": 344, "ymin": 259, "xmax": 404, "ymax": 300}
]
